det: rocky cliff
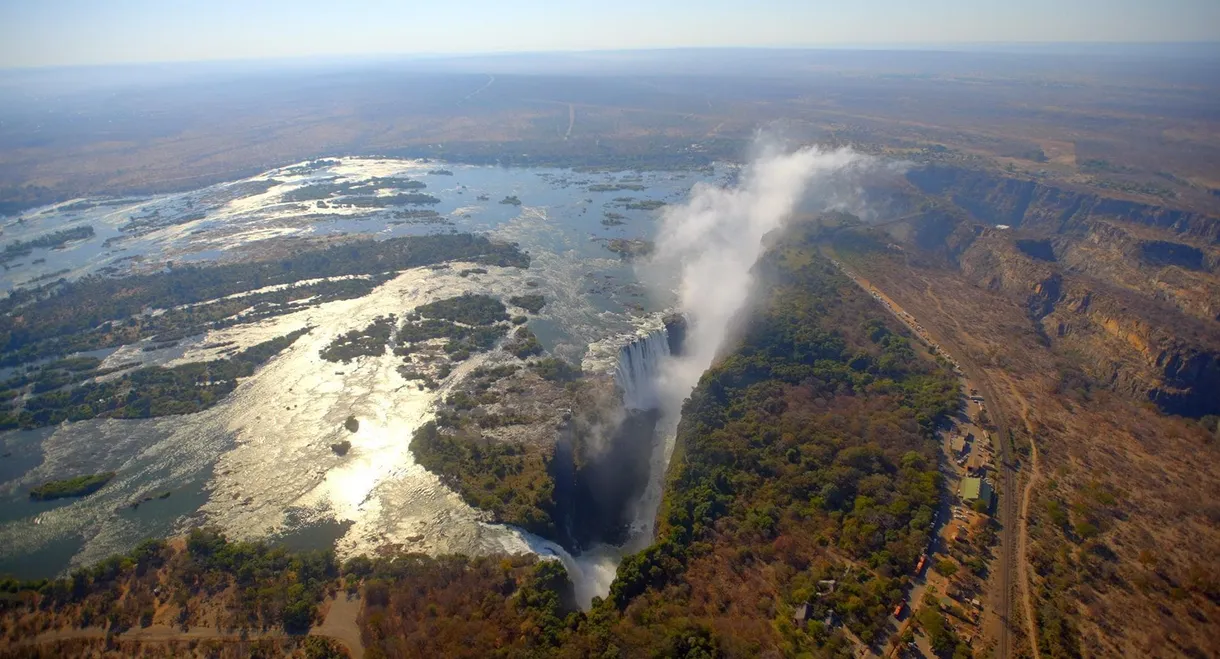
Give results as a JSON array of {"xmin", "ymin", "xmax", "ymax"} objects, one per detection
[
  {"xmin": 907, "ymin": 165, "xmax": 1220, "ymax": 244},
  {"xmin": 956, "ymin": 230, "xmax": 1220, "ymax": 417}
]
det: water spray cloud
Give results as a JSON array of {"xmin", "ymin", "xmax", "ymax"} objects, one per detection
[
  {"xmin": 550, "ymin": 139, "xmax": 876, "ymax": 609},
  {"xmin": 651, "ymin": 140, "xmax": 873, "ymax": 412}
]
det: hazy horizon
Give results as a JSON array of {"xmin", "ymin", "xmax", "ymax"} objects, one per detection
[{"xmin": 2, "ymin": 0, "xmax": 1218, "ymax": 69}]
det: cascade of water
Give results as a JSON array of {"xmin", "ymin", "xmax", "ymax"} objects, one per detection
[
  {"xmin": 613, "ymin": 328, "xmax": 671, "ymax": 411},
  {"xmin": 516, "ymin": 531, "xmax": 622, "ymax": 608}
]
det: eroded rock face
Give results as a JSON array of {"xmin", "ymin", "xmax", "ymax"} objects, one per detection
[
  {"xmin": 662, "ymin": 313, "xmax": 688, "ymax": 357},
  {"xmin": 956, "ymin": 230, "xmax": 1220, "ymax": 417},
  {"xmin": 906, "ymin": 165, "xmax": 1220, "ymax": 244},
  {"xmin": 876, "ymin": 163, "xmax": 1220, "ymax": 416}
]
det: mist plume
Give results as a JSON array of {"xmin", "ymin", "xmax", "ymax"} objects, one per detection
[
  {"xmin": 650, "ymin": 140, "xmax": 872, "ymax": 413},
  {"xmin": 542, "ymin": 139, "xmax": 875, "ymax": 610}
]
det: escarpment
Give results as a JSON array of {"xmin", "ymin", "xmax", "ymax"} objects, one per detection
[
  {"xmin": 956, "ymin": 230, "xmax": 1220, "ymax": 416},
  {"xmin": 906, "ymin": 165, "xmax": 1220, "ymax": 244}
]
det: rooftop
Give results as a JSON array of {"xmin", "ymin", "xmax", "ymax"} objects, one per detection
[{"xmin": 960, "ymin": 477, "xmax": 995, "ymax": 504}]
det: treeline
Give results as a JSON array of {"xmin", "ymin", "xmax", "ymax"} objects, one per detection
[
  {"xmin": 356, "ymin": 554, "xmax": 573, "ymax": 659},
  {"xmin": 0, "ymin": 328, "xmax": 309, "ymax": 429},
  {"xmin": 281, "ymin": 177, "xmax": 427, "ymax": 203},
  {"xmin": 0, "ymin": 528, "xmax": 339, "ymax": 638},
  {"xmin": 2, "ymin": 226, "xmax": 967, "ymax": 658},
  {"xmin": 2, "ymin": 275, "xmax": 387, "ymax": 368},
  {"xmin": 402, "ymin": 225, "xmax": 960, "ymax": 656},
  {"xmin": 0, "ymin": 233, "xmax": 528, "ymax": 367},
  {"xmin": 415, "ymin": 293, "xmax": 508, "ymax": 326}
]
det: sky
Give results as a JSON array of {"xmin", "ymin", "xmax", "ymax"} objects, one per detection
[{"xmin": 1, "ymin": 0, "xmax": 1218, "ymax": 68}]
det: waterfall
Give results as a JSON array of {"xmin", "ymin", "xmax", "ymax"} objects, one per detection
[
  {"xmin": 498, "ymin": 328, "xmax": 673, "ymax": 610},
  {"xmin": 516, "ymin": 531, "xmax": 623, "ymax": 609},
  {"xmin": 614, "ymin": 328, "xmax": 671, "ymax": 411}
]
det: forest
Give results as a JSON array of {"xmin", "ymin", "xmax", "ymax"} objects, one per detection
[
  {"xmin": 410, "ymin": 420, "xmax": 558, "ymax": 538},
  {"xmin": 590, "ymin": 226, "xmax": 960, "ymax": 655},
  {"xmin": 0, "ymin": 528, "xmax": 340, "ymax": 641},
  {"xmin": 402, "ymin": 225, "xmax": 960, "ymax": 657}
]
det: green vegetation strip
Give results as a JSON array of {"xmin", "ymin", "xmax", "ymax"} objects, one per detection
[
  {"xmin": 29, "ymin": 472, "xmax": 116, "ymax": 501},
  {"xmin": 601, "ymin": 224, "xmax": 960, "ymax": 653}
]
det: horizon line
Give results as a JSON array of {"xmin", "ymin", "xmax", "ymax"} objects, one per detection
[{"xmin": 3, "ymin": 40, "xmax": 1220, "ymax": 73}]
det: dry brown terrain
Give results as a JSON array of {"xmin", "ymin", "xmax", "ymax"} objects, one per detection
[
  {"xmin": 3, "ymin": 49, "xmax": 1218, "ymax": 219},
  {"xmin": 832, "ymin": 239, "xmax": 1219, "ymax": 658}
]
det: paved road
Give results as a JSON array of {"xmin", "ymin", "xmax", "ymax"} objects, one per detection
[{"xmin": 826, "ymin": 251, "xmax": 1018, "ymax": 658}]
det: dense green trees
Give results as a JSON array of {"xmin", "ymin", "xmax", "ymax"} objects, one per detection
[
  {"xmin": 2, "ymin": 226, "xmax": 967, "ymax": 658},
  {"xmin": 509, "ymin": 294, "xmax": 546, "ymax": 314},
  {"xmin": 410, "ymin": 421, "xmax": 558, "ymax": 538},
  {"xmin": 321, "ymin": 316, "xmax": 396, "ymax": 363},
  {"xmin": 28, "ymin": 472, "xmax": 117, "ymax": 500},
  {"xmin": 415, "ymin": 293, "xmax": 508, "ymax": 326},
  {"xmin": 596, "ymin": 225, "xmax": 959, "ymax": 652}
]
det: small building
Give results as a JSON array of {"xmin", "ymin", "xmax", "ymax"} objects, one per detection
[
  {"xmin": 793, "ymin": 603, "xmax": 811, "ymax": 628},
  {"xmin": 950, "ymin": 435, "xmax": 968, "ymax": 456},
  {"xmin": 960, "ymin": 477, "xmax": 995, "ymax": 509}
]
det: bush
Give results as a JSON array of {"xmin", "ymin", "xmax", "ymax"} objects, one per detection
[
  {"xmin": 416, "ymin": 294, "xmax": 508, "ymax": 326},
  {"xmin": 509, "ymin": 327, "xmax": 543, "ymax": 359},
  {"xmin": 509, "ymin": 294, "xmax": 546, "ymax": 314},
  {"xmin": 29, "ymin": 472, "xmax": 117, "ymax": 500}
]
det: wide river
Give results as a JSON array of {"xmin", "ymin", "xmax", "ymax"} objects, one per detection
[{"xmin": 0, "ymin": 157, "xmax": 725, "ymax": 578}]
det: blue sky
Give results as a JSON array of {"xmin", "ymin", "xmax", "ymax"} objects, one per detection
[{"xmin": 1, "ymin": 0, "xmax": 1218, "ymax": 68}]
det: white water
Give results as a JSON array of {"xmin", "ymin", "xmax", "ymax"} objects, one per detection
[
  {"xmin": 516, "ymin": 532, "xmax": 623, "ymax": 608},
  {"xmin": 613, "ymin": 328, "xmax": 672, "ymax": 411}
]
